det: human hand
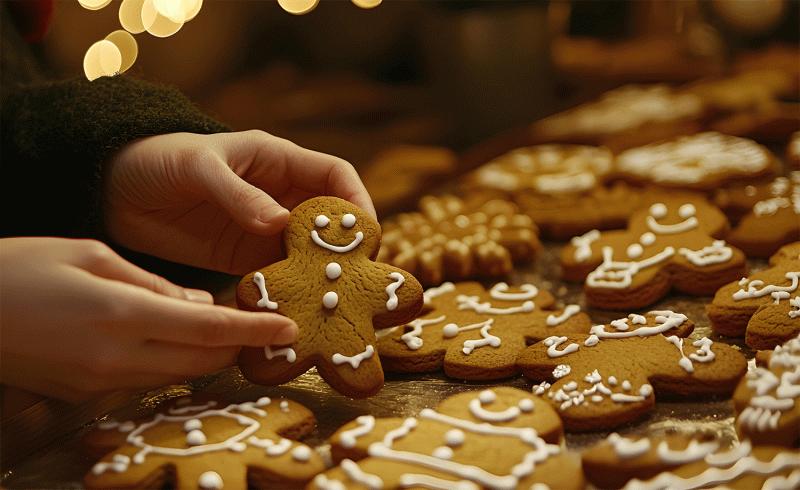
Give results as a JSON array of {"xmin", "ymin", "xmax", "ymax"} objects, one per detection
[
  {"xmin": 102, "ymin": 130, "xmax": 376, "ymax": 275},
  {"xmin": 0, "ymin": 237, "xmax": 297, "ymax": 402}
]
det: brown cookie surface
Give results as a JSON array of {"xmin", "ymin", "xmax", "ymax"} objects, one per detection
[
  {"xmin": 315, "ymin": 387, "xmax": 584, "ymax": 490},
  {"xmin": 83, "ymin": 395, "xmax": 323, "ymax": 490},
  {"xmin": 377, "ymin": 281, "xmax": 592, "ymax": 380},
  {"xmin": 237, "ymin": 196, "xmax": 424, "ymax": 399},
  {"xmin": 708, "ymin": 241, "xmax": 800, "ymax": 350}
]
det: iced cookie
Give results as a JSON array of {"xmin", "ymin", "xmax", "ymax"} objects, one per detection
[
  {"xmin": 561, "ymin": 196, "xmax": 747, "ymax": 310},
  {"xmin": 312, "ymin": 387, "xmax": 585, "ymax": 490},
  {"xmin": 237, "ymin": 196, "xmax": 424, "ymax": 399},
  {"xmin": 582, "ymin": 432, "xmax": 722, "ymax": 489},
  {"xmin": 713, "ymin": 173, "xmax": 800, "ymax": 257},
  {"xmin": 707, "ymin": 241, "xmax": 800, "ymax": 350},
  {"xmin": 84, "ymin": 395, "xmax": 324, "ymax": 489},
  {"xmin": 377, "ymin": 195, "xmax": 541, "ymax": 287},
  {"xmin": 516, "ymin": 311, "xmax": 748, "ymax": 431},
  {"xmin": 614, "ymin": 132, "xmax": 780, "ymax": 192},
  {"xmin": 376, "ymin": 281, "xmax": 591, "ymax": 380},
  {"xmin": 733, "ymin": 334, "xmax": 800, "ymax": 447}
]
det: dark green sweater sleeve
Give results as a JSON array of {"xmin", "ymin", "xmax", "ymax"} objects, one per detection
[{"xmin": 1, "ymin": 75, "xmax": 231, "ymax": 240}]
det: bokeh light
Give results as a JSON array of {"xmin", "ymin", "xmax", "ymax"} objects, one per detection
[
  {"xmin": 277, "ymin": 0, "xmax": 320, "ymax": 15},
  {"xmin": 105, "ymin": 30, "xmax": 139, "ymax": 74},
  {"xmin": 351, "ymin": 0, "xmax": 382, "ymax": 9},
  {"xmin": 77, "ymin": 0, "xmax": 113, "ymax": 11},
  {"xmin": 118, "ymin": 0, "xmax": 147, "ymax": 34},
  {"xmin": 83, "ymin": 39, "xmax": 122, "ymax": 81}
]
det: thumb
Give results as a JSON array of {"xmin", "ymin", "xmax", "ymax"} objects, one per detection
[{"xmin": 203, "ymin": 165, "xmax": 290, "ymax": 236}]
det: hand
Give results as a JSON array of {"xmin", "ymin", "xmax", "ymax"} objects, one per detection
[
  {"xmin": 0, "ymin": 237, "xmax": 298, "ymax": 402},
  {"xmin": 102, "ymin": 130, "xmax": 376, "ymax": 275}
]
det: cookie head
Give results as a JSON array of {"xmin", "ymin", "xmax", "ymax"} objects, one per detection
[{"xmin": 285, "ymin": 197, "xmax": 381, "ymax": 260}]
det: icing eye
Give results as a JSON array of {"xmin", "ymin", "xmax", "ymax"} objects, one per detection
[
  {"xmin": 315, "ymin": 215, "xmax": 330, "ymax": 228},
  {"xmin": 678, "ymin": 204, "xmax": 696, "ymax": 219},
  {"xmin": 341, "ymin": 214, "xmax": 356, "ymax": 228},
  {"xmin": 649, "ymin": 203, "xmax": 667, "ymax": 219}
]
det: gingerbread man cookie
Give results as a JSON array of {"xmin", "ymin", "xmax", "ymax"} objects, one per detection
[
  {"xmin": 377, "ymin": 194, "xmax": 541, "ymax": 287},
  {"xmin": 733, "ymin": 334, "xmax": 800, "ymax": 447},
  {"xmin": 313, "ymin": 387, "xmax": 585, "ymax": 490},
  {"xmin": 516, "ymin": 311, "xmax": 748, "ymax": 431},
  {"xmin": 376, "ymin": 281, "xmax": 591, "ymax": 380},
  {"xmin": 561, "ymin": 195, "xmax": 747, "ymax": 310},
  {"xmin": 613, "ymin": 132, "xmax": 780, "ymax": 192},
  {"xmin": 708, "ymin": 241, "xmax": 800, "ymax": 350},
  {"xmin": 237, "ymin": 196, "xmax": 424, "ymax": 399},
  {"xmin": 83, "ymin": 395, "xmax": 324, "ymax": 490}
]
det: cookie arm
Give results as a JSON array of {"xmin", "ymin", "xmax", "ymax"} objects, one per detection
[{"xmin": 371, "ymin": 266, "xmax": 424, "ymax": 330}]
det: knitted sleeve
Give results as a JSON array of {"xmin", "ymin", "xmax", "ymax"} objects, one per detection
[{"xmin": 1, "ymin": 75, "xmax": 231, "ymax": 240}]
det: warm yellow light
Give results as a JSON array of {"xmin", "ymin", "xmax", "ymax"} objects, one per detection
[
  {"xmin": 84, "ymin": 39, "xmax": 122, "ymax": 81},
  {"xmin": 277, "ymin": 0, "xmax": 320, "ymax": 15},
  {"xmin": 119, "ymin": 0, "xmax": 147, "ymax": 33},
  {"xmin": 78, "ymin": 0, "xmax": 113, "ymax": 11},
  {"xmin": 105, "ymin": 30, "xmax": 138, "ymax": 73},
  {"xmin": 183, "ymin": 0, "xmax": 203, "ymax": 22},
  {"xmin": 351, "ymin": 0, "xmax": 381, "ymax": 9},
  {"xmin": 141, "ymin": 0, "xmax": 184, "ymax": 37}
]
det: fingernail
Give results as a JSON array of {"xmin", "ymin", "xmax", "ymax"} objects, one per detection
[
  {"xmin": 184, "ymin": 289, "xmax": 214, "ymax": 304},
  {"xmin": 258, "ymin": 207, "xmax": 289, "ymax": 224},
  {"xmin": 272, "ymin": 322, "xmax": 298, "ymax": 345}
]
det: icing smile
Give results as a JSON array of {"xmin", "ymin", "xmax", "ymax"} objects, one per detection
[{"xmin": 312, "ymin": 213, "xmax": 363, "ymax": 253}]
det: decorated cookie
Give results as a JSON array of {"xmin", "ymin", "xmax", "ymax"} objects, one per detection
[
  {"xmin": 237, "ymin": 196, "xmax": 424, "ymax": 399},
  {"xmin": 621, "ymin": 444, "xmax": 800, "ymax": 490},
  {"xmin": 376, "ymin": 281, "xmax": 591, "ymax": 380},
  {"xmin": 733, "ymin": 334, "xmax": 800, "ymax": 447},
  {"xmin": 516, "ymin": 311, "xmax": 748, "ymax": 431},
  {"xmin": 582, "ymin": 432, "xmax": 723, "ymax": 489},
  {"xmin": 560, "ymin": 195, "xmax": 747, "ymax": 310},
  {"xmin": 377, "ymin": 195, "xmax": 541, "ymax": 287},
  {"xmin": 714, "ymin": 172, "xmax": 800, "ymax": 257},
  {"xmin": 312, "ymin": 387, "xmax": 585, "ymax": 490},
  {"xmin": 707, "ymin": 241, "xmax": 800, "ymax": 350},
  {"xmin": 83, "ymin": 395, "xmax": 324, "ymax": 489},
  {"xmin": 613, "ymin": 132, "xmax": 780, "ymax": 192}
]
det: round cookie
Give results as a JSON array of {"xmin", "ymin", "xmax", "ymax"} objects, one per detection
[
  {"xmin": 237, "ymin": 196, "xmax": 424, "ymax": 399},
  {"xmin": 83, "ymin": 395, "xmax": 324, "ymax": 490},
  {"xmin": 377, "ymin": 195, "xmax": 541, "ymax": 287},
  {"xmin": 707, "ymin": 241, "xmax": 800, "ymax": 350},
  {"xmin": 560, "ymin": 196, "xmax": 747, "ymax": 310},
  {"xmin": 516, "ymin": 311, "xmax": 748, "ymax": 431},
  {"xmin": 314, "ymin": 387, "xmax": 585, "ymax": 490},
  {"xmin": 733, "ymin": 334, "xmax": 800, "ymax": 448},
  {"xmin": 376, "ymin": 281, "xmax": 592, "ymax": 380}
]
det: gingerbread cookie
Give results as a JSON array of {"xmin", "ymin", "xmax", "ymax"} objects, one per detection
[
  {"xmin": 621, "ymin": 444, "xmax": 800, "ymax": 490},
  {"xmin": 707, "ymin": 241, "xmax": 800, "ymax": 350},
  {"xmin": 376, "ymin": 281, "xmax": 591, "ymax": 380},
  {"xmin": 237, "ymin": 196, "xmax": 424, "ymax": 399},
  {"xmin": 313, "ymin": 387, "xmax": 585, "ymax": 490},
  {"xmin": 560, "ymin": 196, "xmax": 747, "ymax": 310},
  {"xmin": 377, "ymin": 194, "xmax": 541, "ymax": 287},
  {"xmin": 84, "ymin": 395, "xmax": 324, "ymax": 489},
  {"xmin": 713, "ymin": 172, "xmax": 800, "ymax": 257},
  {"xmin": 582, "ymin": 432, "xmax": 722, "ymax": 489},
  {"xmin": 516, "ymin": 311, "xmax": 748, "ymax": 431},
  {"xmin": 733, "ymin": 334, "xmax": 800, "ymax": 447},
  {"xmin": 613, "ymin": 132, "xmax": 780, "ymax": 192}
]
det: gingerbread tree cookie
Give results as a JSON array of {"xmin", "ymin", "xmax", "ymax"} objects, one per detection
[
  {"xmin": 561, "ymin": 195, "xmax": 747, "ymax": 310},
  {"xmin": 734, "ymin": 334, "xmax": 800, "ymax": 447},
  {"xmin": 237, "ymin": 196, "xmax": 424, "ymax": 399},
  {"xmin": 377, "ymin": 194, "xmax": 541, "ymax": 287},
  {"xmin": 708, "ymin": 241, "xmax": 800, "ymax": 350},
  {"xmin": 516, "ymin": 311, "xmax": 748, "ymax": 431},
  {"xmin": 376, "ymin": 281, "xmax": 592, "ymax": 380},
  {"xmin": 313, "ymin": 387, "xmax": 585, "ymax": 490},
  {"xmin": 83, "ymin": 395, "xmax": 324, "ymax": 489}
]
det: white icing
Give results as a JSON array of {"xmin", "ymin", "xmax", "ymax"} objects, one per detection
[
  {"xmin": 791, "ymin": 296, "xmax": 800, "ymax": 318},
  {"xmin": 442, "ymin": 318, "xmax": 493, "ymax": 339},
  {"xmin": 247, "ymin": 436, "xmax": 293, "ymax": 456},
  {"xmin": 467, "ymin": 390, "xmax": 534, "ymax": 422},
  {"xmin": 323, "ymin": 291, "xmax": 339, "ymax": 309},
  {"xmin": 733, "ymin": 272, "xmax": 800, "ymax": 301},
  {"xmin": 183, "ymin": 419, "xmax": 202, "ymax": 432},
  {"xmin": 341, "ymin": 459, "xmax": 383, "ymax": 489},
  {"xmin": 455, "ymin": 295, "xmax": 535, "ymax": 315},
  {"xmin": 544, "ymin": 336, "xmax": 579, "ymax": 357},
  {"xmin": 678, "ymin": 240, "xmax": 733, "ymax": 266},
  {"xmin": 607, "ymin": 433, "xmax": 651, "ymax": 459},
  {"xmin": 253, "ymin": 272, "xmax": 278, "ymax": 309},
  {"xmin": 91, "ymin": 454, "xmax": 131, "ymax": 475},
  {"xmin": 315, "ymin": 215, "xmax": 330, "ymax": 227},
  {"xmin": 444, "ymin": 429, "xmax": 465, "ymax": 447},
  {"xmin": 571, "ymin": 229, "xmax": 600, "ymax": 262},
  {"xmin": 341, "ymin": 214, "xmax": 356, "ymax": 228},
  {"xmin": 489, "ymin": 282, "xmax": 538, "ymax": 301},
  {"xmin": 339, "ymin": 415, "xmax": 375, "ymax": 448},
  {"xmin": 332, "ymin": 345, "xmax": 374, "ymax": 368},
  {"xmin": 198, "ymin": 471, "xmax": 223, "ymax": 490},
  {"xmin": 656, "ymin": 439, "xmax": 719, "ymax": 465},
  {"xmin": 385, "ymin": 272, "xmax": 404, "ymax": 310},
  {"xmin": 590, "ymin": 311, "xmax": 687, "ymax": 338},
  {"xmin": 280, "ymin": 400, "xmax": 290, "ymax": 413},
  {"xmin": 546, "ymin": 305, "xmax": 581, "ymax": 326},
  {"xmin": 265, "ymin": 345, "xmax": 296, "ymax": 362},
  {"xmin": 311, "ymin": 230, "xmax": 364, "ymax": 253},
  {"xmin": 292, "ymin": 445, "xmax": 312, "ymax": 462},
  {"xmin": 587, "ymin": 246, "xmax": 675, "ymax": 289},
  {"xmin": 552, "ymin": 365, "xmax": 571, "ymax": 378},
  {"xmin": 326, "ymin": 262, "xmax": 342, "ymax": 279},
  {"xmin": 461, "ymin": 322, "xmax": 501, "ymax": 354},
  {"xmin": 186, "ymin": 429, "xmax": 207, "ymax": 446},
  {"xmin": 401, "ymin": 315, "xmax": 446, "ymax": 350}
]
